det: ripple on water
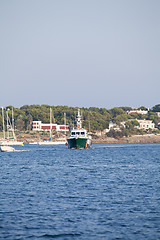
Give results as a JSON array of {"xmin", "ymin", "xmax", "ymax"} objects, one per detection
[{"xmin": 0, "ymin": 143, "xmax": 160, "ymax": 240}]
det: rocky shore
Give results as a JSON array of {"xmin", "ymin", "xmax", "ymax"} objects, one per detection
[
  {"xmin": 15, "ymin": 132, "xmax": 160, "ymax": 144},
  {"xmin": 92, "ymin": 134, "xmax": 160, "ymax": 144}
]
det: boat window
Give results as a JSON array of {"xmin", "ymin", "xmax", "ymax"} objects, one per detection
[
  {"xmin": 76, "ymin": 132, "xmax": 80, "ymax": 135},
  {"xmin": 72, "ymin": 132, "xmax": 75, "ymax": 135},
  {"xmin": 81, "ymin": 132, "xmax": 85, "ymax": 135}
]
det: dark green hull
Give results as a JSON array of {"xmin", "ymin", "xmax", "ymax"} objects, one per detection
[{"xmin": 67, "ymin": 138, "xmax": 90, "ymax": 149}]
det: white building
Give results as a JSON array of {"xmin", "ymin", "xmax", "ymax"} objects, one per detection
[
  {"xmin": 105, "ymin": 119, "xmax": 155, "ymax": 132},
  {"xmin": 105, "ymin": 121, "xmax": 123, "ymax": 133},
  {"xmin": 32, "ymin": 121, "xmax": 69, "ymax": 132},
  {"xmin": 136, "ymin": 120, "xmax": 155, "ymax": 130},
  {"xmin": 156, "ymin": 112, "xmax": 160, "ymax": 118},
  {"xmin": 126, "ymin": 109, "xmax": 148, "ymax": 115}
]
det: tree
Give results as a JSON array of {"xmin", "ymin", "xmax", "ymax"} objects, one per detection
[
  {"xmin": 0, "ymin": 104, "xmax": 159, "ymax": 133},
  {"xmin": 138, "ymin": 106, "xmax": 148, "ymax": 110},
  {"xmin": 15, "ymin": 119, "xmax": 25, "ymax": 130},
  {"xmin": 114, "ymin": 114, "xmax": 128, "ymax": 125},
  {"xmin": 151, "ymin": 104, "xmax": 160, "ymax": 112},
  {"xmin": 109, "ymin": 107, "xmax": 125, "ymax": 117},
  {"xmin": 125, "ymin": 120, "xmax": 139, "ymax": 130},
  {"xmin": 129, "ymin": 113, "xmax": 145, "ymax": 120},
  {"xmin": 147, "ymin": 112, "xmax": 159, "ymax": 125},
  {"xmin": 24, "ymin": 114, "xmax": 33, "ymax": 130}
]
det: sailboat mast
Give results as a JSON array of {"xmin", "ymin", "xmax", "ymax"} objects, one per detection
[
  {"xmin": 64, "ymin": 112, "xmax": 66, "ymax": 141},
  {"xmin": 50, "ymin": 108, "xmax": 52, "ymax": 140},
  {"xmin": 2, "ymin": 107, "xmax": 5, "ymax": 140},
  {"xmin": 89, "ymin": 111, "xmax": 91, "ymax": 133},
  {"xmin": 12, "ymin": 107, "xmax": 16, "ymax": 140},
  {"xmin": 12, "ymin": 107, "xmax": 14, "ymax": 130},
  {"xmin": 6, "ymin": 110, "xmax": 9, "ymax": 140}
]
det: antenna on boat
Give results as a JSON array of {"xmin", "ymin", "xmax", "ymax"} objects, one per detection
[
  {"xmin": 77, "ymin": 108, "xmax": 82, "ymax": 129},
  {"xmin": 89, "ymin": 111, "xmax": 91, "ymax": 133},
  {"xmin": 73, "ymin": 111, "xmax": 77, "ymax": 129}
]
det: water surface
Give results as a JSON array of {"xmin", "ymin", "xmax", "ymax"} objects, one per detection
[{"xmin": 0, "ymin": 143, "xmax": 160, "ymax": 239}]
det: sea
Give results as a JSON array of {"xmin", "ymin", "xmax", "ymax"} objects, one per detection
[{"xmin": 0, "ymin": 143, "xmax": 160, "ymax": 240}]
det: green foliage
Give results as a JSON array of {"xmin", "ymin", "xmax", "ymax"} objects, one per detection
[
  {"xmin": 0, "ymin": 104, "xmax": 159, "ymax": 133},
  {"xmin": 147, "ymin": 112, "xmax": 159, "ymax": 125},
  {"xmin": 109, "ymin": 107, "xmax": 125, "ymax": 117},
  {"xmin": 107, "ymin": 120, "xmax": 140, "ymax": 138},
  {"xmin": 129, "ymin": 113, "xmax": 146, "ymax": 119},
  {"xmin": 121, "ymin": 106, "xmax": 132, "ymax": 111},
  {"xmin": 125, "ymin": 120, "xmax": 139, "ymax": 129},
  {"xmin": 151, "ymin": 104, "xmax": 160, "ymax": 112},
  {"xmin": 137, "ymin": 106, "xmax": 148, "ymax": 110},
  {"xmin": 114, "ymin": 114, "xmax": 129, "ymax": 125},
  {"xmin": 107, "ymin": 129, "xmax": 124, "ymax": 138}
]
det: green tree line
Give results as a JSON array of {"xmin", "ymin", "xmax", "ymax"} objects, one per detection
[{"xmin": 0, "ymin": 104, "xmax": 159, "ymax": 132}]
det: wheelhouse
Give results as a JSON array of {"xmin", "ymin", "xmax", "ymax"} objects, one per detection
[{"xmin": 70, "ymin": 129, "xmax": 87, "ymax": 137}]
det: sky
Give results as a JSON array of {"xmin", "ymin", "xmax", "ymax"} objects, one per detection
[{"xmin": 0, "ymin": 0, "xmax": 160, "ymax": 110}]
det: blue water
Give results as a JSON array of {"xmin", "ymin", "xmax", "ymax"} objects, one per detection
[{"xmin": 0, "ymin": 143, "xmax": 160, "ymax": 240}]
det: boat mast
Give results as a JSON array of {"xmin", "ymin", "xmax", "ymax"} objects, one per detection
[
  {"xmin": 12, "ymin": 107, "xmax": 16, "ymax": 140},
  {"xmin": 89, "ymin": 111, "xmax": 91, "ymax": 133},
  {"xmin": 64, "ymin": 112, "xmax": 66, "ymax": 141},
  {"xmin": 2, "ymin": 107, "xmax": 5, "ymax": 140},
  {"xmin": 6, "ymin": 110, "xmax": 9, "ymax": 140},
  {"xmin": 12, "ymin": 107, "xmax": 14, "ymax": 130},
  {"xmin": 50, "ymin": 108, "xmax": 52, "ymax": 140}
]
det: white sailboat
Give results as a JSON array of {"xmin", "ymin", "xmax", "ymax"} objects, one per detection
[
  {"xmin": 0, "ymin": 107, "xmax": 24, "ymax": 146},
  {"xmin": 0, "ymin": 107, "xmax": 15, "ymax": 152},
  {"xmin": 38, "ymin": 108, "xmax": 66, "ymax": 145}
]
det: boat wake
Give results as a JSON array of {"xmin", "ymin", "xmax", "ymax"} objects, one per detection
[{"xmin": 14, "ymin": 150, "xmax": 30, "ymax": 152}]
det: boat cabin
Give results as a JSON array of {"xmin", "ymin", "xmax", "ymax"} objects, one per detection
[{"xmin": 70, "ymin": 129, "xmax": 87, "ymax": 138}]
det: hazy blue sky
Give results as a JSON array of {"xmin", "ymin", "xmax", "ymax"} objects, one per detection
[{"xmin": 0, "ymin": 0, "xmax": 160, "ymax": 109}]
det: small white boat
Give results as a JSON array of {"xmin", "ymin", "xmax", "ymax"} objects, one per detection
[{"xmin": 0, "ymin": 145, "xmax": 15, "ymax": 152}]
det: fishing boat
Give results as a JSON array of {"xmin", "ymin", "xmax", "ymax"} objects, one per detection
[
  {"xmin": 67, "ymin": 109, "xmax": 92, "ymax": 149},
  {"xmin": 0, "ymin": 145, "xmax": 15, "ymax": 152}
]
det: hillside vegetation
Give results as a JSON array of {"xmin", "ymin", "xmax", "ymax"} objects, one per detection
[{"xmin": 0, "ymin": 104, "xmax": 160, "ymax": 138}]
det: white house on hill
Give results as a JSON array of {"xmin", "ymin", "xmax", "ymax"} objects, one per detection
[
  {"xmin": 136, "ymin": 120, "xmax": 155, "ymax": 130},
  {"xmin": 126, "ymin": 109, "xmax": 148, "ymax": 115},
  {"xmin": 105, "ymin": 119, "xmax": 155, "ymax": 133}
]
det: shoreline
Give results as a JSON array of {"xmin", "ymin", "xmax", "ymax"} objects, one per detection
[
  {"xmin": 12, "ymin": 132, "xmax": 160, "ymax": 144},
  {"xmin": 92, "ymin": 134, "xmax": 160, "ymax": 144}
]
